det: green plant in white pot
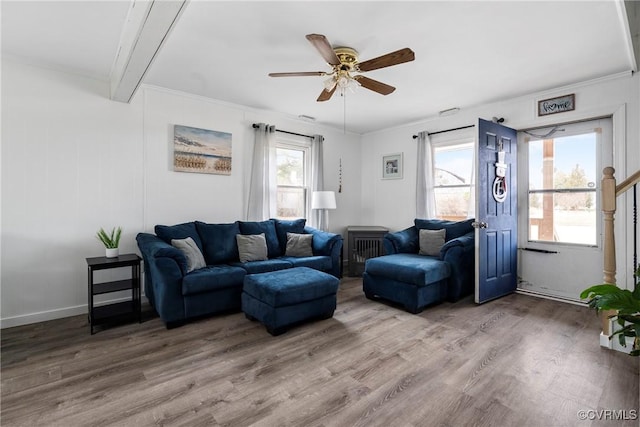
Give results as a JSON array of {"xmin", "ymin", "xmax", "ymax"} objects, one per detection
[
  {"xmin": 97, "ymin": 227, "xmax": 122, "ymax": 258},
  {"xmin": 580, "ymin": 265, "xmax": 640, "ymax": 356}
]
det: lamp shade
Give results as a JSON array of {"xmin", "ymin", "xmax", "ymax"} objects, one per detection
[{"xmin": 311, "ymin": 191, "xmax": 336, "ymax": 210}]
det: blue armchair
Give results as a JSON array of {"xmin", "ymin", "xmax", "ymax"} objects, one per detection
[{"xmin": 363, "ymin": 219, "xmax": 475, "ymax": 313}]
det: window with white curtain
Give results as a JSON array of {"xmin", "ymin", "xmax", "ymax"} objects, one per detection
[
  {"xmin": 275, "ymin": 138, "xmax": 310, "ymax": 219},
  {"xmin": 433, "ymin": 141, "xmax": 474, "ymax": 220}
]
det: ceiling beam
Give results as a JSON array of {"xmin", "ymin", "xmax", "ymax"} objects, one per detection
[
  {"xmin": 618, "ymin": 0, "xmax": 639, "ymax": 72},
  {"xmin": 110, "ymin": 0, "xmax": 188, "ymax": 103}
]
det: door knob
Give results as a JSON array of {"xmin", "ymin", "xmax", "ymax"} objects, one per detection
[{"xmin": 472, "ymin": 221, "xmax": 488, "ymax": 229}]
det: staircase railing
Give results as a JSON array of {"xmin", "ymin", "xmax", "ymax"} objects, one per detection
[{"xmin": 601, "ymin": 167, "xmax": 640, "ymax": 335}]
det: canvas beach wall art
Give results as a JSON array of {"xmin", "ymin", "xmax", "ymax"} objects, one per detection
[{"xmin": 174, "ymin": 125, "xmax": 232, "ymax": 175}]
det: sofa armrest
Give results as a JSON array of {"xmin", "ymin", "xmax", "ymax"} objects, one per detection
[
  {"xmin": 440, "ymin": 231, "xmax": 475, "ymax": 260},
  {"xmin": 383, "ymin": 226, "xmax": 418, "ymax": 254},
  {"xmin": 136, "ymin": 233, "xmax": 188, "ymax": 275},
  {"xmin": 440, "ymin": 231, "xmax": 475, "ymax": 301},
  {"xmin": 136, "ymin": 233, "xmax": 187, "ymax": 323},
  {"xmin": 304, "ymin": 226, "xmax": 343, "ymax": 277}
]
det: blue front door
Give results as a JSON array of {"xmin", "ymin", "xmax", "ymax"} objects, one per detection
[{"xmin": 475, "ymin": 118, "xmax": 518, "ymax": 303}]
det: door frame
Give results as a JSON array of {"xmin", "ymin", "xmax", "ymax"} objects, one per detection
[{"xmin": 511, "ymin": 103, "xmax": 629, "ymax": 289}]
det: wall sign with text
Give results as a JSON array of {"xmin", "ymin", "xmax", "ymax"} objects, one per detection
[{"xmin": 537, "ymin": 94, "xmax": 575, "ymax": 116}]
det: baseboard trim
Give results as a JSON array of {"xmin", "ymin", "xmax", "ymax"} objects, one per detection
[
  {"xmin": 515, "ymin": 288, "xmax": 586, "ymax": 306},
  {"xmin": 1, "ymin": 304, "xmax": 87, "ymax": 329},
  {"xmin": 1, "ymin": 295, "xmax": 148, "ymax": 329}
]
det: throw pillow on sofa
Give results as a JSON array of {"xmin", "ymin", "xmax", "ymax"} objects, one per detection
[
  {"xmin": 155, "ymin": 221, "xmax": 204, "ymax": 252},
  {"xmin": 171, "ymin": 237, "xmax": 206, "ymax": 273},
  {"xmin": 418, "ymin": 228, "xmax": 446, "ymax": 256},
  {"xmin": 238, "ymin": 220, "xmax": 280, "ymax": 258},
  {"xmin": 414, "ymin": 218, "xmax": 474, "ymax": 241},
  {"xmin": 272, "ymin": 218, "xmax": 306, "ymax": 255},
  {"xmin": 285, "ymin": 233, "xmax": 313, "ymax": 257},
  {"xmin": 236, "ymin": 233, "xmax": 269, "ymax": 263}
]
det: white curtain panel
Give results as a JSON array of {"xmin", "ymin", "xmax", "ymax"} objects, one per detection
[
  {"xmin": 309, "ymin": 134, "xmax": 325, "ymax": 229},
  {"xmin": 247, "ymin": 123, "xmax": 277, "ymax": 221},
  {"xmin": 467, "ymin": 141, "xmax": 477, "ymax": 218},
  {"xmin": 416, "ymin": 131, "xmax": 436, "ymax": 219}
]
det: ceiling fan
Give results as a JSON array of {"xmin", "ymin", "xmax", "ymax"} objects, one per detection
[{"xmin": 269, "ymin": 34, "xmax": 415, "ymax": 102}]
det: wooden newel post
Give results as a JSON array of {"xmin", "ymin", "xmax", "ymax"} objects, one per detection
[{"xmin": 601, "ymin": 166, "xmax": 616, "ymax": 335}]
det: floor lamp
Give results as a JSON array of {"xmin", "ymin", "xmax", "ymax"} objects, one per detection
[{"xmin": 311, "ymin": 191, "xmax": 336, "ymax": 231}]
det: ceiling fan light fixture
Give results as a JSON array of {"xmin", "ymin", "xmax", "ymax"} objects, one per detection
[
  {"xmin": 323, "ymin": 76, "xmax": 337, "ymax": 91},
  {"xmin": 269, "ymin": 34, "xmax": 414, "ymax": 103}
]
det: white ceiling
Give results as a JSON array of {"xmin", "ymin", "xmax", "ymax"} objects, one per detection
[{"xmin": 1, "ymin": 1, "xmax": 635, "ymax": 134}]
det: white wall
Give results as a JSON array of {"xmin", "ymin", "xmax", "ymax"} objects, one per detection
[
  {"xmin": 2, "ymin": 60, "xmax": 144, "ymax": 326},
  {"xmin": 1, "ymin": 60, "xmax": 362, "ymax": 327},
  {"xmin": 361, "ymin": 71, "xmax": 640, "ymax": 289}
]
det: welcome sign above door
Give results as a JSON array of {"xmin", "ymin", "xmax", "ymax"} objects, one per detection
[{"xmin": 537, "ymin": 94, "xmax": 575, "ymax": 116}]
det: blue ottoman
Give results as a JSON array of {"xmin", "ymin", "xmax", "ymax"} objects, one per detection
[{"xmin": 242, "ymin": 266, "xmax": 340, "ymax": 335}]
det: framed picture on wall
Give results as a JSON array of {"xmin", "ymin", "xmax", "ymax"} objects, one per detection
[
  {"xmin": 382, "ymin": 153, "xmax": 403, "ymax": 179},
  {"xmin": 174, "ymin": 124, "xmax": 232, "ymax": 175}
]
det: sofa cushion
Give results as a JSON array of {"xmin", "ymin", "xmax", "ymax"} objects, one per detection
[
  {"xmin": 155, "ymin": 222, "xmax": 203, "ymax": 252},
  {"xmin": 279, "ymin": 255, "xmax": 332, "ymax": 272},
  {"xmin": 285, "ymin": 233, "xmax": 313, "ymax": 257},
  {"xmin": 238, "ymin": 220, "xmax": 280, "ymax": 258},
  {"xmin": 418, "ymin": 229, "xmax": 446, "ymax": 256},
  {"xmin": 414, "ymin": 218, "xmax": 474, "ymax": 241},
  {"xmin": 236, "ymin": 233, "xmax": 268, "ymax": 263},
  {"xmin": 195, "ymin": 221, "xmax": 240, "ymax": 264},
  {"xmin": 243, "ymin": 267, "xmax": 339, "ymax": 307},
  {"xmin": 230, "ymin": 258, "xmax": 292, "ymax": 274},
  {"xmin": 182, "ymin": 265, "xmax": 246, "ymax": 296},
  {"xmin": 365, "ymin": 254, "xmax": 451, "ymax": 287},
  {"xmin": 272, "ymin": 218, "xmax": 306, "ymax": 255},
  {"xmin": 171, "ymin": 237, "xmax": 206, "ymax": 273}
]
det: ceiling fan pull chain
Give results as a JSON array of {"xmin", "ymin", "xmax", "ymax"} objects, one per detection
[{"xmin": 343, "ymin": 91, "xmax": 347, "ymax": 134}]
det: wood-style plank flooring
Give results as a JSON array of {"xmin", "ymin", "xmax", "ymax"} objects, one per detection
[{"xmin": 2, "ymin": 278, "xmax": 638, "ymax": 427}]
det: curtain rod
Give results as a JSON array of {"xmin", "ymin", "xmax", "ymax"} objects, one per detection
[
  {"xmin": 412, "ymin": 124, "xmax": 475, "ymax": 139},
  {"xmin": 251, "ymin": 123, "xmax": 313, "ymax": 139}
]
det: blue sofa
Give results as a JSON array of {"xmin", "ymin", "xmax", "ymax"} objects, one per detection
[
  {"xmin": 363, "ymin": 219, "xmax": 475, "ymax": 313},
  {"xmin": 136, "ymin": 218, "xmax": 342, "ymax": 327}
]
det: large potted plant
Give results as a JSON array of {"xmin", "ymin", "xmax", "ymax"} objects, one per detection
[
  {"xmin": 96, "ymin": 226, "xmax": 122, "ymax": 258},
  {"xmin": 580, "ymin": 265, "xmax": 640, "ymax": 356}
]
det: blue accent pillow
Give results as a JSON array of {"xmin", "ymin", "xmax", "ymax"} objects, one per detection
[
  {"xmin": 155, "ymin": 222, "xmax": 203, "ymax": 252},
  {"xmin": 238, "ymin": 220, "xmax": 280, "ymax": 258},
  {"xmin": 414, "ymin": 218, "xmax": 474, "ymax": 241},
  {"xmin": 195, "ymin": 221, "xmax": 240, "ymax": 264},
  {"xmin": 272, "ymin": 218, "xmax": 306, "ymax": 255}
]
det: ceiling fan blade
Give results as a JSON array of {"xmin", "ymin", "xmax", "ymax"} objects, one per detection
[
  {"xmin": 269, "ymin": 71, "xmax": 326, "ymax": 77},
  {"xmin": 357, "ymin": 48, "xmax": 415, "ymax": 72},
  {"xmin": 317, "ymin": 85, "xmax": 337, "ymax": 102},
  {"xmin": 353, "ymin": 75, "xmax": 396, "ymax": 95},
  {"xmin": 306, "ymin": 34, "xmax": 341, "ymax": 66}
]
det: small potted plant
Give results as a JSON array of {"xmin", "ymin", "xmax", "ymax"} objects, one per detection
[
  {"xmin": 580, "ymin": 265, "xmax": 640, "ymax": 356},
  {"xmin": 96, "ymin": 227, "xmax": 122, "ymax": 258}
]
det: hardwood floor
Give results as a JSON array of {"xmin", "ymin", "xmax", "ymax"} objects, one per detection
[{"xmin": 2, "ymin": 278, "xmax": 638, "ymax": 427}]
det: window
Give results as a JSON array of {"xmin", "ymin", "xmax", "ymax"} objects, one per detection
[
  {"xmin": 275, "ymin": 141, "xmax": 310, "ymax": 219},
  {"xmin": 433, "ymin": 142, "xmax": 474, "ymax": 220},
  {"xmin": 527, "ymin": 128, "xmax": 598, "ymax": 246}
]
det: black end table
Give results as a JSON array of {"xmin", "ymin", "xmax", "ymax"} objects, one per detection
[{"xmin": 86, "ymin": 253, "xmax": 142, "ymax": 334}]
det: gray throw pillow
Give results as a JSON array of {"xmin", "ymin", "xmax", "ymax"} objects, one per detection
[
  {"xmin": 171, "ymin": 237, "xmax": 206, "ymax": 273},
  {"xmin": 419, "ymin": 228, "xmax": 446, "ymax": 257},
  {"xmin": 236, "ymin": 233, "xmax": 268, "ymax": 263},
  {"xmin": 285, "ymin": 233, "xmax": 313, "ymax": 257}
]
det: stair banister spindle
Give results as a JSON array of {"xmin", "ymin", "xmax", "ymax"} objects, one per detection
[{"xmin": 601, "ymin": 167, "xmax": 617, "ymax": 336}]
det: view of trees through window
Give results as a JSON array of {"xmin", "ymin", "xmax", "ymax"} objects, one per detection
[
  {"xmin": 528, "ymin": 132, "xmax": 597, "ymax": 245},
  {"xmin": 434, "ymin": 143, "xmax": 474, "ymax": 220},
  {"xmin": 276, "ymin": 146, "xmax": 306, "ymax": 219}
]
